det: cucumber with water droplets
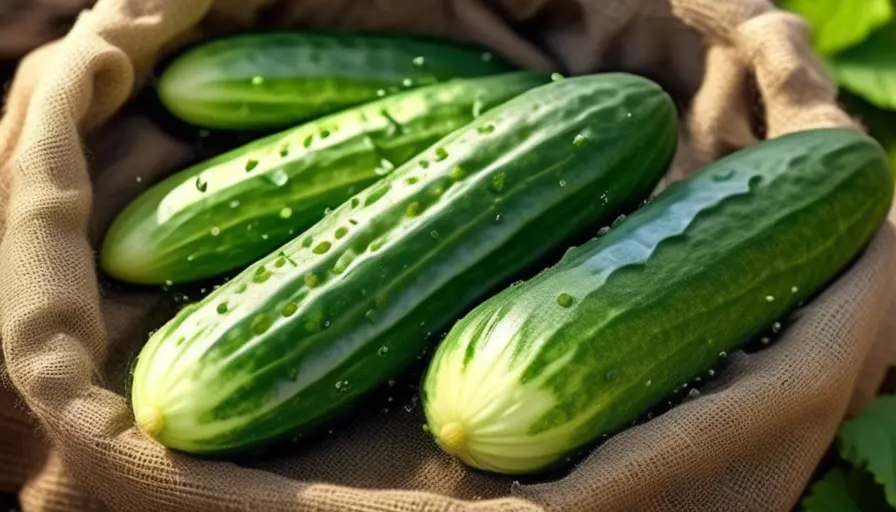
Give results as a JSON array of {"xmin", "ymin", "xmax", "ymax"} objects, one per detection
[
  {"xmin": 421, "ymin": 128, "xmax": 894, "ymax": 475},
  {"xmin": 130, "ymin": 73, "xmax": 678, "ymax": 454},
  {"xmin": 158, "ymin": 32, "xmax": 515, "ymax": 130},
  {"xmin": 102, "ymin": 72, "xmax": 550, "ymax": 285}
]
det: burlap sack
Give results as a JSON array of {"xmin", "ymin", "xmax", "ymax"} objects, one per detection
[{"xmin": 1, "ymin": 0, "xmax": 895, "ymax": 510}]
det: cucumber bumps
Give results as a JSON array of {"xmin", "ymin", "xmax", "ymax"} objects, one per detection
[
  {"xmin": 130, "ymin": 74, "xmax": 678, "ymax": 454},
  {"xmin": 422, "ymin": 128, "xmax": 894, "ymax": 474},
  {"xmin": 103, "ymin": 73, "xmax": 550, "ymax": 284}
]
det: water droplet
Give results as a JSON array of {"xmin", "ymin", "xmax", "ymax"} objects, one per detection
[
  {"xmin": 772, "ymin": 321, "xmax": 782, "ymax": 333},
  {"xmin": 472, "ymin": 100, "xmax": 484, "ymax": 118},
  {"xmin": 495, "ymin": 213, "xmax": 502, "ymax": 222},
  {"xmin": 251, "ymin": 75, "xmax": 264, "ymax": 85},
  {"xmin": 412, "ymin": 56, "xmax": 425, "ymax": 67},
  {"xmin": 277, "ymin": 207, "xmax": 293, "ymax": 220},
  {"xmin": 313, "ymin": 241, "xmax": 332, "ymax": 254},
  {"xmin": 304, "ymin": 272, "xmax": 320, "ymax": 288},
  {"xmin": 282, "ymin": 302, "xmax": 297, "ymax": 317},
  {"xmin": 402, "ymin": 78, "xmax": 413, "ymax": 88},
  {"xmin": 195, "ymin": 177, "xmax": 208, "ymax": 192},
  {"xmin": 597, "ymin": 226, "xmax": 610, "ymax": 237},
  {"xmin": 186, "ymin": 254, "xmax": 195, "ymax": 262},
  {"xmin": 419, "ymin": 160, "xmax": 430, "ymax": 169},
  {"xmin": 302, "ymin": 236, "xmax": 313, "ymax": 248},
  {"xmin": 405, "ymin": 201, "xmax": 422, "ymax": 218},
  {"xmin": 708, "ymin": 369, "xmax": 715, "ymax": 377},
  {"xmin": 303, "ymin": 134, "xmax": 313, "ymax": 148},
  {"xmin": 626, "ymin": 112, "xmax": 633, "ymax": 118},
  {"xmin": 719, "ymin": 351, "xmax": 728, "ymax": 358},
  {"xmin": 791, "ymin": 286, "xmax": 799, "ymax": 293},
  {"xmin": 481, "ymin": 52, "xmax": 493, "ymax": 62},
  {"xmin": 612, "ymin": 214, "xmax": 627, "ymax": 227},
  {"xmin": 378, "ymin": 346, "xmax": 389, "ymax": 356},
  {"xmin": 279, "ymin": 145, "xmax": 289, "ymax": 157},
  {"xmin": 430, "ymin": 230, "xmax": 439, "ymax": 239},
  {"xmin": 366, "ymin": 184, "xmax": 391, "ymax": 205},
  {"xmin": 261, "ymin": 234, "xmax": 269, "ymax": 240},
  {"xmin": 492, "ymin": 173, "xmax": 505, "ymax": 192},
  {"xmin": 765, "ymin": 295, "xmax": 775, "ymax": 302},
  {"xmin": 646, "ymin": 380, "xmax": 652, "ymax": 387},
  {"xmin": 388, "ymin": 379, "xmax": 396, "ymax": 387},
  {"xmin": 559, "ymin": 179, "xmax": 567, "ymax": 187},
  {"xmin": 761, "ymin": 337, "xmax": 771, "ymax": 345},
  {"xmin": 253, "ymin": 266, "xmax": 271, "ymax": 283},
  {"xmin": 605, "ymin": 370, "xmax": 619, "ymax": 382},
  {"xmin": 268, "ymin": 169, "xmax": 288, "ymax": 187},
  {"xmin": 550, "ymin": 72, "xmax": 565, "ymax": 81},
  {"xmin": 557, "ymin": 292, "xmax": 573, "ymax": 308},
  {"xmin": 713, "ymin": 169, "xmax": 734, "ymax": 181},
  {"xmin": 687, "ymin": 389, "xmax": 700, "ymax": 398},
  {"xmin": 328, "ymin": 429, "xmax": 333, "ymax": 434},
  {"xmin": 135, "ymin": 176, "xmax": 143, "ymax": 183},
  {"xmin": 210, "ymin": 226, "xmax": 221, "ymax": 236},
  {"xmin": 245, "ymin": 159, "xmax": 259, "ymax": 172},
  {"xmin": 375, "ymin": 158, "xmax": 395, "ymax": 176},
  {"xmin": 449, "ymin": 167, "xmax": 466, "ymax": 181},
  {"xmin": 376, "ymin": 89, "xmax": 386, "ymax": 97},
  {"xmin": 229, "ymin": 200, "xmax": 240, "ymax": 208},
  {"xmin": 164, "ymin": 279, "xmax": 174, "ymax": 286},
  {"xmin": 252, "ymin": 315, "xmax": 272, "ymax": 335},
  {"xmin": 216, "ymin": 302, "xmax": 228, "ymax": 314},
  {"xmin": 435, "ymin": 148, "xmax": 449, "ymax": 161},
  {"xmin": 476, "ymin": 124, "xmax": 495, "ymax": 135},
  {"xmin": 573, "ymin": 133, "xmax": 589, "ymax": 146}
]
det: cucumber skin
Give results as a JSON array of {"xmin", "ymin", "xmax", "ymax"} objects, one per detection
[
  {"xmin": 130, "ymin": 73, "xmax": 679, "ymax": 454},
  {"xmin": 102, "ymin": 72, "xmax": 550, "ymax": 285},
  {"xmin": 422, "ymin": 128, "xmax": 895, "ymax": 475},
  {"xmin": 158, "ymin": 32, "xmax": 515, "ymax": 130}
]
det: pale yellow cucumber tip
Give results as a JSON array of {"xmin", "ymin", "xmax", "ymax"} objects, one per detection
[
  {"xmin": 136, "ymin": 405, "xmax": 164, "ymax": 438},
  {"xmin": 438, "ymin": 422, "xmax": 468, "ymax": 454}
]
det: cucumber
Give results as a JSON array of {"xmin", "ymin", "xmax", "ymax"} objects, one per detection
[
  {"xmin": 102, "ymin": 72, "xmax": 550, "ymax": 285},
  {"xmin": 421, "ymin": 128, "xmax": 894, "ymax": 475},
  {"xmin": 130, "ymin": 73, "xmax": 678, "ymax": 454},
  {"xmin": 157, "ymin": 32, "xmax": 515, "ymax": 130}
]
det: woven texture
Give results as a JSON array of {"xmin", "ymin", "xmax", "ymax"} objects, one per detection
[{"xmin": 1, "ymin": 0, "xmax": 895, "ymax": 510}]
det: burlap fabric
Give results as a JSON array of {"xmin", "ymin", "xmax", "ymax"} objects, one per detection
[{"xmin": 1, "ymin": 0, "xmax": 895, "ymax": 510}]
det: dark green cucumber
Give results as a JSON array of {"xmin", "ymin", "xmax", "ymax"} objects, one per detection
[
  {"xmin": 130, "ymin": 73, "xmax": 678, "ymax": 454},
  {"xmin": 157, "ymin": 32, "xmax": 515, "ymax": 130},
  {"xmin": 422, "ymin": 128, "xmax": 895, "ymax": 475},
  {"xmin": 102, "ymin": 72, "xmax": 550, "ymax": 285}
]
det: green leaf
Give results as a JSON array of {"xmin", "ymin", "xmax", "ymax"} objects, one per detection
[
  {"xmin": 801, "ymin": 467, "xmax": 892, "ymax": 512},
  {"xmin": 838, "ymin": 395, "xmax": 896, "ymax": 508},
  {"xmin": 802, "ymin": 468, "xmax": 864, "ymax": 512},
  {"xmin": 782, "ymin": 0, "xmax": 892, "ymax": 55},
  {"xmin": 829, "ymin": 24, "xmax": 896, "ymax": 111}
]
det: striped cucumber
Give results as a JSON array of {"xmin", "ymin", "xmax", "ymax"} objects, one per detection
[
  {"xmin": 157, "ymin": 32, "xmax": 515, "ymax": 130},
  {"xmin": 422, "ymin": 128, "xmax": 894, "ymax": 475},
  {"xmin": 102, "ymin": 72, "xmax": 550, "ymax": 285},
  {"xmin": 130, "ymin": 73, "xmax": 678, "ymax": 454}
]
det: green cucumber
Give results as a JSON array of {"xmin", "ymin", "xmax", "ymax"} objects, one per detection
[
  {"xmin": 158, "ymin": 32, "xmax": 515, "ymax": 130},
  {"xmin": 421, "ymin": 128, "xmax": 894, "ymax": 475},
  {"xmin": 130, "ymin": 73, "xmax": 678, "ymax": 454},
  {"xmin": 102, "ymin": 72, "xmax": 550, "ymax": 285}
]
